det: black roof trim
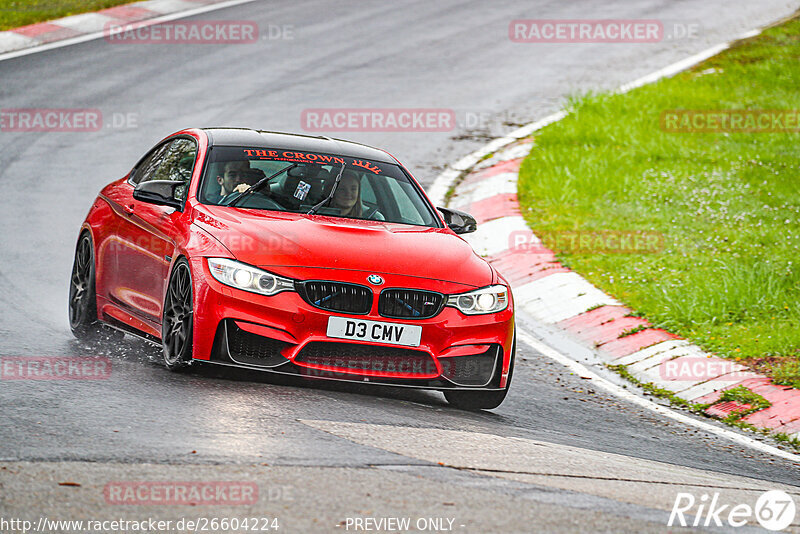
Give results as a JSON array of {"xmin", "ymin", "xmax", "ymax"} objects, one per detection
[{"xmin": 202, "ymin": 128, "xmax": 397, "ymax": 164}]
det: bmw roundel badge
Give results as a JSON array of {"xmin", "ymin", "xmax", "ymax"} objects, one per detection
[{"xmin": 367, "ymin": 274, "xmax": 384, "ymax": 285}]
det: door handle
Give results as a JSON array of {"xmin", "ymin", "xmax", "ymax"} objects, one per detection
[{"xmin": 123, "ymin": 204, "xmax": 135, "ymax": 215}]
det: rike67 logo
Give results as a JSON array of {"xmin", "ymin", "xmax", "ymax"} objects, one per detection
[{"xmin": 669, "ymin": 490, "xmax": 796, "ymax": 531}]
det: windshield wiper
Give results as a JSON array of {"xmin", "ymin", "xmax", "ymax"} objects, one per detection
[
  {"xmin": 228, "ymin": 163, "xmax": 298, "ymax": 207},
  {"xmin": 307, "ymin": 162, "xmax": 346, "ymax": 215}
]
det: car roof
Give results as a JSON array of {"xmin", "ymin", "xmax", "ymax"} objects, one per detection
[{"xmin": 202, "ymin": 128, "xmax": 398, "ymax": 164}]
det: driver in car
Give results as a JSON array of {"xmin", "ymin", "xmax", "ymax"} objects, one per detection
[{"xmin": 213, "ymin": 160, "xmax": 265, "ymax": 203}]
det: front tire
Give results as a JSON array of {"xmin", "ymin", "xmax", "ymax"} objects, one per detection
[
  {"xmin": 162, "ymin": 258, "xmax": 194, "ymax": 371},
  {"xmin": 443, "ymin": 334, "xmax": 515, "ymax": 411}
]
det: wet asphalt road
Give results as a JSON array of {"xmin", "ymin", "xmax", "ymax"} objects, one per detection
[
  {"xmin": 0, "ymin": 327, "xmax": 797, "ymax": 480},
  {"xmin": 1, "ymin": 0, "xmax": 799, "ymax": 531}
]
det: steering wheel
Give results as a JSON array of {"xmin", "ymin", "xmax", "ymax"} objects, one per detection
[{"xmin": 364, "ymin": 206, "xmax": 383, "ymax": 220}]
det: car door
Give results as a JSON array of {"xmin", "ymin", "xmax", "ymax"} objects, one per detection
[{"xmin": 111, "ymin": 137, "xmax": 197, "ymax": 331}]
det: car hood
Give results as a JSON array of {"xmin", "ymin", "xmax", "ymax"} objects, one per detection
[{"xmin": 192, "ymin": 205, "xmax": 492, "ymax": 288}]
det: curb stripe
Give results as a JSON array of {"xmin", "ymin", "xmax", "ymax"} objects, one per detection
[
  {"xmin": 0, "ymin": 0, "xmax": 259, "ymax": 62},
  {"xmin": 519, "ymin": 330, "xmax": 800, "ymax": 463},
  {"xmin": 515, "ymin": 272, "xmax": 622, "ymax": 324},
  {"xmin": 557, "ymin": 305, "xmax": 631, "ymax": 331},
  {"xmin": 97, "ymin": 6, "xmax": 159, "ymax": 21},
  {"xmin": 437, "ymin": 19, "xmax": 800, "ymax": 444},
  {"xmin": 450, "ymin": 172, "xmax": 519, "ymax": 210},
  {"xmin": 459, "ymin": 193, "xmax": 520, "ymax": 225},
  {"xmin": 49, "ymin": 13, "xmax": 124, "ymax": 34},
  {"xmin": 488, "ymin": 248, "xmax": 568, "ymax": 285},
  {"xmin": 461, "ymin": 158, "xmax": 524, "ymax": 184},
  {"xmin": 598, "ymin": 329, "xmax": 679, "ymax": 359},
  {"xmin": 12, "ymin": 23, "xmax": 81, "ymax": 43},
  {"xmin": 462, "ymin": 216, "xmax": 531, "ymax": 257},
  {"xmin": 563, "ymin": 316, "xmax": 651, "ymax": 347}
]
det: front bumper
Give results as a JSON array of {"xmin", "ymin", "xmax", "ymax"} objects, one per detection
[{"xmin": 189, "ymin": 258, "xmax": 515, "ymax": 389}]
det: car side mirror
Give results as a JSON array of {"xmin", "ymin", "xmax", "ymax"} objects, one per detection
[
  {"xmin": 438, "ymin": 207, "xmax": 477, "ymax": 234},
  {"xmin": 133, "ymin": 180, "xmax": 184, "ymax": 210}
]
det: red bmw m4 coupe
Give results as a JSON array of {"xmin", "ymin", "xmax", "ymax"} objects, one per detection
[{"xmin": 69, "ymin": 128, "xmax": 515, "ymax": 409}]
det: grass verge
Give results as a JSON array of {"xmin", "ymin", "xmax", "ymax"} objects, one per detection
[
  {"xmin": 0, "ymin": 0, "xmax": 136, "ymax": 31},
  {"xmin": 518, "ymin": 15, "xmax": 800, "ymax": 388}
]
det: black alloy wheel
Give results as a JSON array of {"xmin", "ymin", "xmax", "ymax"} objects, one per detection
[{"xmin": 162, "ymin": 258, "xmax": 194, "ymax": 371}]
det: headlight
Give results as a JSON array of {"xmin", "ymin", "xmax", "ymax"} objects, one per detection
[
  {"xmin": 207, "ymin": 258, "xmax": 294, "ymax": 296},
  {"xmin": 447, "ymin": 285, "xmax": 509, "ymax": 315}
]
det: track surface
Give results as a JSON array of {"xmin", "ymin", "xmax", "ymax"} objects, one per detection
[{"xmin": 1, "ymin": 1, "xmax": 799, "ymax": 532}]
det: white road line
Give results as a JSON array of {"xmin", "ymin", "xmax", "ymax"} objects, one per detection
[
  {"xmin": 0, "ymin": 0, "xmax": 259, "ymax": 63},
  {"xmin": 51, "ymin": 13, "xmax": 119, "ymax": 34},
  {"xmin": 517, "ymin": 329, "xmax": 800, "ymax": 463},
  {"xmin": 617, "ymin": 43, "xmax": 730, "ymax": 93},
  {"xmin": 449, "ymin": 171, "xmax": 519, "ymax": 208}
]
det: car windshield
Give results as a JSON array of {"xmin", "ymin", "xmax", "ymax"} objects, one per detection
[{"xmin": 198, "ymin": 146, "xmax": 439, "ymax": 227}]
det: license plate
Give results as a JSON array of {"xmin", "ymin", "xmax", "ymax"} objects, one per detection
[{"xmin": 326, "ymin": 317, "xmax": 422, "ymax": 347}]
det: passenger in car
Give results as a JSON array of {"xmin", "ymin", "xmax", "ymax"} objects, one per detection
[{"xmin": 332, "ymin": 171, "xmax": 384, "ymax": 220}]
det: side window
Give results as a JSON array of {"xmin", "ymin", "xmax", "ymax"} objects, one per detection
[
  {"xmin": 386, "ymin": 178, "xmax": 425, "ymax": 225},
  {"xmin": 130, "ymin": 142, "xmax": 171, "ymax": 185},
  {"xmin": 135, "ymin": 138, "xmax": 198, "ymax": 200},
  {"xmin": 152, "ymin": 139, "xmax": 198, "ymax": 184}
]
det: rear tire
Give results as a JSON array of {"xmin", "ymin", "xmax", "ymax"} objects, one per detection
[
  {"xmin": 69, "ymin": 233, "xmax": 125, "ymax": 343},
  {"xmin": 443, "ymin": 334, "xmax": 515, "ymax": 411},
  {"xmin": 69, "ymin": 233, "xmax": 108, "ymax": 340},
  {"xmin": 162, "ymin": 258, "xmax": 194, "ymax": 371}
]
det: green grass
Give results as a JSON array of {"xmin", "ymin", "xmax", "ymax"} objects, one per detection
[
  {"xmin": 608, "ymin": 364, "xmax": 698, "ymax": 409},
  {"xmin": 518, "ymin": 16, "xmax": 800, "ymax": 388},
  {"xmin": 718, "ymin": 385, "xmax": 771, "ymax": 411},
  {"xmin": 717, "ymin": 386, "xmax": 771, "ymax": 422},
  {"xmin": 0, "ymin": 0, "xmax": 135, "ymax": 30}
]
